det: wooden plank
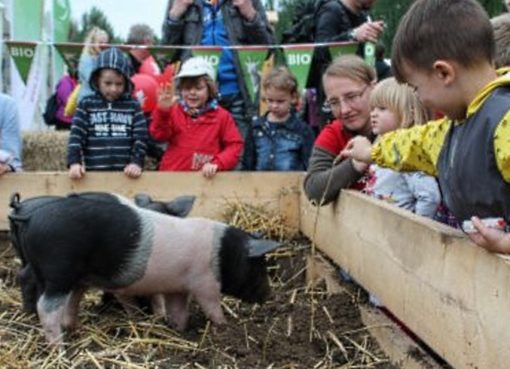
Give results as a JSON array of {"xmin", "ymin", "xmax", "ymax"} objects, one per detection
[
  {"xmin": 0, "ymin": 172, "xmax": 303, "ymax": 231},
  {"xmin": 359, "ymin": 306, "xmax": 445, "ymax": 369},
  {"xmin": 300, "ymin": 190, "xmax": 510, "ymax": 369}
]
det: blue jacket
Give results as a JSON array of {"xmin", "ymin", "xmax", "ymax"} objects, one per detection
[
  {"xmin": 248, "ymin": 111, "xmax": 314, "ymax": 171},
  {"xmin": 68, "ymin": 48, "xmax": 148, "ymax": 170}
]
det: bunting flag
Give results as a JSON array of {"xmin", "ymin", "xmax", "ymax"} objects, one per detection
[
  {"xmin": 149, "ymin": 46, "xmax": 178, "ymax": 70},
  {"xmin": 328, "ymin": 42, "xmax": 358, "ymax": 60},
  {"xmin": 5, "ymin": 41, "xmax": 38, "ymax": 84},
  {"xmin": 236, "ymin": 46, "xmax": 269, "ymax": 103},
  {"xmin": 53, "ymin": 0, "xmax": 71, "ymax": 75},
  {"xmin": 282, "ymin": 45, "xmax": 315, "ymax": 94},
  {"xmin": 191, "ymin": 46, "xmax": 223, "ymax": 77},
  {"xmin": 54, "ymin": 43, "xmax": 84, "ymax": 73}
]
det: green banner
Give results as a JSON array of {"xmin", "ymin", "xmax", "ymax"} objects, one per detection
[
  {"xmin": 54, "ymin": 43, "xmax": 84, "ymax": 73},
  {"xmin": 53, "ymin": 0, "xmax": 71, "ymax": 75},
  {"xmin": 149, "ymin": 46, "xmax": 178, "ymax": 70},
  {"xmin": 328, "ymin": 42, "xmax": 358, "ymax": 60},
  {"xmin": 191, "ymin": 47, "xmax": 223, "ymax": 78},
  {"xmin": 6, "ymin": 42, "xmax": 38, "ymax": 84},
  {"xmin": 237, "ymin": 47, "xmax": 269, "ymax": 103},
  {"xmin": 283, "ymin": 45, "xmax": 314, "ymax": 94},
  {"xmin": 13, "ymin": 0, "xmax": 43, "ymax": 40}
]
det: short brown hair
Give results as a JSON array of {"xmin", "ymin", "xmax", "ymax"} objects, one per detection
[
  {"xmin": 392, "ymin": 0, "xmax": 494, "ymax": 82},
  {"xmin": 491, "ymin": 13, "xmax": 510, "ymax": 68},
  {"xmin": 322, "ymin": 54, "xmax": 376, "ymax": 86},
  {"xmin": 262, "ymin": 66, "xmax": 298, "ymax": 96}
]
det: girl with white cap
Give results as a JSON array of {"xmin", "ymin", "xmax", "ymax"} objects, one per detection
[{"xmin": 150, "ymin": 57, "xmax": 244, "ymax": 178}]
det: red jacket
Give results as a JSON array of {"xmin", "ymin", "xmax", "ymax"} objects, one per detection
[{"xmin": 150, "ymin": 103, "xmax": 244, "ymax": 171}]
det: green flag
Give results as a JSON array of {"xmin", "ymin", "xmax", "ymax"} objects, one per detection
[
  {"xmin": 53, "ymin": 0, "xmax": 71, "ymax": 75},
  {"xmin": 54, "ymin": 43, "xmax": 84, "ymax": 73},
  {"xmin": 6, "ymin": 41, "xmax": 38, "ymax": 84},
  {"xmin": 283, "ymin": 45, "xmax": 314, "ymax": 94},
  {"xmin": 12, "ymin": 0, "xmax": 43, "ymax": 40},
  {"xmin": 236, "ymin": 47, "xmax": 269, "ymax": 103},
  {"xmin": 191, "ymin": 47, "xmax": 223, "ymax": 78},
  {"xmin": 149, "ymin": 46, "xmax": 178, "ymax": 70},
  {"xmin": 328, "ymin": 42, "xmax": 358, "ymax": 60}
]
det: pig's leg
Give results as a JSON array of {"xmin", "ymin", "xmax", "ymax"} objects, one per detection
[
  {"xmin": 37, "ymin": 292, "xmax": 68, "ymax": 346},
  {"xmin": 151, "ymin": 294, "xmax": 166, "ymax": 319},
  {"xmin": 62, "ymin": 287, "xmax": 85, "ymax": 331},
  {"xmin": 191, "ymin": 282, "xmax": 226, "ymax": 326},
  {"xmin": 164, "ymin": 292, "xmax": 190, "ymax": 331},
  {"xmin": 114, "ymin": 294, "xmax": 141, "ymax": 316}
]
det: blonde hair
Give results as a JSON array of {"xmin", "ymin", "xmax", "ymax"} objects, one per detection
[
  {"xmin": 370, "ymin": 77, "xmax": 430, "ymax": 129},
  {"xmin": 262, "ymin": 66, "xmax": 299, "ymax": 96},
  {"xmin": 82, "ymin": 27, "xmax": 109, "ymax": 56},
  {"xmin": 491, "ymin": 13, "xmax": 510, "ymax": 68},
  {"xmin": 322, "ymin": 54, "xmax": 376, "ymax": 86}
]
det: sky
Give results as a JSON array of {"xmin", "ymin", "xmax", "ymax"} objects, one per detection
[{"xmin": 70, "ymin": 0, "xmax": 169, "ymax": 40}]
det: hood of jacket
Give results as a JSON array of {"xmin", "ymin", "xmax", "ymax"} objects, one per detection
[{"xmin": 89, "ymin": 47, "xmax": 134, "ymax": 96}]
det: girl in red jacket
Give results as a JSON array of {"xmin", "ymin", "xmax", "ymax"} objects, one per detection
[{"xmin": 150, "ymin": 57, "xmax": 244, "ymax": 178}]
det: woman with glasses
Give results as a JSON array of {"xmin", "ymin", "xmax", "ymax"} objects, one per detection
[{"xmin": 303, "ymin": 54, "xmax": 376, "ymax": 205}]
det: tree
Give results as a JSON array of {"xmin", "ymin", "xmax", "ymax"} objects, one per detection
[{"xmin": 69, "ymin": 6, "xmax": 120, "ymax": 44}]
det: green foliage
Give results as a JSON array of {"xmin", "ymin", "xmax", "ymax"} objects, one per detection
[
  {"xmin": 276, "ymin": 0, "xmax": 508, "ymax": 58},
  {"xmin": 68, "ymin": 6, "xmax": 121, "ymax": 44}
]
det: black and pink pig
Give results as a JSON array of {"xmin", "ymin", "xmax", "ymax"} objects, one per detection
[
  {"xmin": 9, "ymin": 192, "xmax": 195, "ymax": 315},
  {"xmin": 9, "ymin": 192, "xmax": 280, "ymax": 346}
]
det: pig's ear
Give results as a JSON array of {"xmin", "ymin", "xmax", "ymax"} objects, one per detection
[
  {"xmin": 248, "ymin": 238, "xmax": 281, "ymax": 257},
  {"xmin": 134, "ymin": 193, "xmax": 153, "ymax": 207},
  {"xmin": 165, "ymin": 195, "xmax": 196, "ymax": 217}
]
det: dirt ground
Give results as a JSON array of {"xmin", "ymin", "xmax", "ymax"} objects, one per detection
[{"xmin": 0, "ymin": 234, "xmax": 401, "ymax": 369}]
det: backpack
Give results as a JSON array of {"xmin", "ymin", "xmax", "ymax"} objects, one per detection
[
  {"xmin": 281, "ymin": 0, "xmax": 330, "ymax": 44},
  {"xmin": 42, "ymin": 92, "xmax": 59, "ymax": 126}
]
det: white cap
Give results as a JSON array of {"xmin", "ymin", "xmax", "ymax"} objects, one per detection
[{"xmin": 175, "ymin": 57, "xmax": 216, "ymax": 81}]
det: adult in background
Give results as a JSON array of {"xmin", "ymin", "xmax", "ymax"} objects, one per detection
[
  {"xmin": 127, "ymin": 24, "xmax": 157, "ymax": 75},
  {"xmin": 77, "ymin": 27, "xmax": 109, "ymax": 103},
  {"xmin": 308, "ymin": 0, "xmax": 384, "ymax": 128},
  {"xmin": 0, "ymin": 94, "xmax": 22, "ymax": 174},
  {"xmin": 162, "ymin": 0, "xmax": 274, "ymax": 169},
  {"xmin": 303, "ymin": 55, "xmax": 375, "ymax": 206}
]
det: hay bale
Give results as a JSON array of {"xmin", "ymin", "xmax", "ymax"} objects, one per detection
[
  {"xmin": 22, "ymin": 130, "xmax": 69, "ymax": 171},
  {"xmin": 21, "ymin": 130, "xmax": 159, "ymax": 171}
]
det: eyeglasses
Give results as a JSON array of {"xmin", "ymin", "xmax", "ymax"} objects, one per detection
[{"xmin": 325, "ymin": 85, "xmax": 369, "ymax": 110}]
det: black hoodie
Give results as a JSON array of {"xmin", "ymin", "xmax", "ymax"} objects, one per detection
[{"xmin": 68, "ymin": 47, "xmax": 147, "ymax": 170}]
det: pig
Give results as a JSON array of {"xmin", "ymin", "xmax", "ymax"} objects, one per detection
[
  {"xmin": 9, "ymin": 192, "xmax": 196, "ymax": 314},
  {"xmin": 10, "ymin": 192, "xmax": 280, "ymax": 346}
]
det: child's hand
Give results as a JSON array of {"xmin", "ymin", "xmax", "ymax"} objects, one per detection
[
  {"xmin": 340, "ymin": 136, "xmax": 373, "ymax": 164},
  {"xmin": 69, "ymin": 164, "xmax": 85, "ymax": 180},
  {"xmin": 124, "ymin": 163, "xmax": 142, "ymax": 178},
  {"xmin": 157, "ymin": 82, "xmax": 176, "ymax": 111},
  {"xmin": 201, "ymin": 163, "xmax": 218, "ymax": 179},
  {"xmin": 467, "ymin": 216, "xmax": 510, "ymax": 254}
]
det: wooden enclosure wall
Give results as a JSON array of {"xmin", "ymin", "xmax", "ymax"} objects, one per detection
[
  {"xmin": 300, "ymin": 190, "xmax": 510, "ymax": 369},
  {"xmin": 0, "ymin": 172, "xmax": 302, "ymax": 231}
]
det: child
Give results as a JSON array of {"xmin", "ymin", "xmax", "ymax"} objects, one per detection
[
  {"xmin": 149, "ymin": 57, "xmax": 243, "ymax": 178},
  {"xmin": 78, "ymin": 27, "xmax": 109, "ymax": 102},
  {"xmin": 341, "ymin": 0, "xmax": 510, "ymax": 253},
  {"xmin": 68, "ymin": 47, "xmax": 148, "ymax": 179},
  {"xmin": 247, "ymin": 66, "xmax": 314, "ymax": 171},
  {"xmin": 365, "ymin": 77, "xmax": 441, "ymax": 218}
]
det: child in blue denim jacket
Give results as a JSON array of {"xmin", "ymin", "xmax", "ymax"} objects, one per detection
[{"xmin": 247, "ymin": 66, "xmax": 314, "ymax": 171}]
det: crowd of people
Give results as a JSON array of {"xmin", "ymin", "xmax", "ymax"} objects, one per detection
[{"xmin": 2, "ymin": 0, "xmax": 510, "ymax": 256}]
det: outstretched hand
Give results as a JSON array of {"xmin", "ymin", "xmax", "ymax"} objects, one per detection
[
  {"xmin": 340, "ymin": 136, "xmax": 374, "ymax": 164},
  {"xmin": 157, "ymin": 83, "xmax": 176, "ymax": 111},
  {"xmin": 467, "ymin": 216, "xmax": 510, "ymax": 254}
]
